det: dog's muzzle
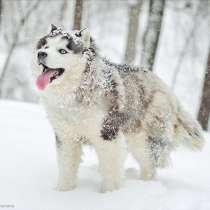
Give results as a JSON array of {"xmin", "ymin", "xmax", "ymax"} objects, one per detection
[
  {"xmin": 37, "ymin": 51, "xmax": 47, "ymax": 65},
  {"xmin": 36, "ymin": 63, "xmax": 65, "ymax": 91}
]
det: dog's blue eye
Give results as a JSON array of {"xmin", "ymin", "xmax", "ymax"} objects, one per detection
[{"xmin": 59, "ymin": 49, "xmax": 68, "ymax": 54}]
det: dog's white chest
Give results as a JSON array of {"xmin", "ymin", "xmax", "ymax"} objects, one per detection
[
  {"xmin": 43, "ymin": 91, "xmax": 105, "ymax": 140},
  {"xmin": 67, "ymin": 104, "xmax": 103, "ymax": 124},
  {"xmin": 65, "ymin": 104, "xmax": 105, "ymax": 139}
]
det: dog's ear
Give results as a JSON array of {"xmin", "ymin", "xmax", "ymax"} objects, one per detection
[
  {"xmin": 51, "ymin": 24, "xmax": 58, "ymax": 33},
  {"xmin": 75, "ymin": 28, "xmax": 91, "ymax": 48}
]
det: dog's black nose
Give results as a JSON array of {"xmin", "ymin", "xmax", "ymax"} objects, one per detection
[{"xmin": 38, "ymin": 51, "xmax": 47, "ymax": 59}]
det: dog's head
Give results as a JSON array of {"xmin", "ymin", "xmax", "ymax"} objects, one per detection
[{"xmin": 34, "ymin": 24, "xmax": 92, "ymax": 90}]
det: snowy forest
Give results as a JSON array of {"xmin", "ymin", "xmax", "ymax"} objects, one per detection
[
  {"xmin": 0, "ymin": 0, "xmax": 209, "ymax": 130},
  {"xmin": 0, "ymin": 0, "xmax": 210, "ymax": 209}
]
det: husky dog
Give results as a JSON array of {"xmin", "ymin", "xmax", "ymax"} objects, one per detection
[{"xmin": 33, "ymin": 25, "xmax": 204, "ymax": 192}]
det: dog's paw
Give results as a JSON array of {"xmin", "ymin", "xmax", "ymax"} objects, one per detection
[
  {"xmin": 100, "ymin": 180, "xmax": 122, "ymax": 193},
  {"xmin": 55, "ymin": 182, "xmax": 76, "ymax": 192},
  {"xmin": 140, "ymin": 170, "xmax": 155, "ymax": 181}
]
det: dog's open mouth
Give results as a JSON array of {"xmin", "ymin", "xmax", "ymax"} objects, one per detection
[{"xmin": 36, "ymin": 64, "xmax": 65, "ymax": 90}]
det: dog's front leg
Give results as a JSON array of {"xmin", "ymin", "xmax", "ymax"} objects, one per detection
[
  {"xmin": 55, "ymin": 135, "xmax": 81, "ymax": 191},
  {"xmin": 94, "ymin": 134, "xmax": 126, "ymax": 193}
]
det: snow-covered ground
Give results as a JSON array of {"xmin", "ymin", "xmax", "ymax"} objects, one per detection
[{"xmin": 0, "ymin": 100, "xmax": 210, "ymax": 210}]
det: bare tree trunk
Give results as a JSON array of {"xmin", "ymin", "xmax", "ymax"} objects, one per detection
[
  {"xmin": 73, "ymin": 0, "xmax": 83, "ymax": 30},
  {"xmin": 124, "ymin": 0, "xmax": 143, "ymax": 64},
  {"xmin": 0, "ymin": 0, "xmax": 2, "ymax": 26},
  {"xmin": 197, "ymin": 50, "xmax": 210, "ymax": 131},
  {"xmin": 0, "ymin": 0, "xmax": 41, "ymax": 98},
  {"xmin": 141, "ymin": 0, "xmax": 165, "ymax": 70}
]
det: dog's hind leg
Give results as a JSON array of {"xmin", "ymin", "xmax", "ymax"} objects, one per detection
[
  {"xmin": 126, "ymin": 132, "xmax": 156, "ymax": 181},
  {"xmin": 55, "ymin": 135, "xmax": 82, "ymax": 191},
  {"xmin": 145, "ymin": 114, "xmax": 174, "ymax": 171}
]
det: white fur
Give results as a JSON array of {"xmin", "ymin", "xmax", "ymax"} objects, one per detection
[
  {"xmin": 38, "ymin": 61, "xmax": 125, "ymax": 192},
  {"xmin": 126, "ymin": 132, "xmax": 156, "ymax": 180},
  {"xmin": 33, "ymin": 28, "xmax": 204, "ymax": 193}
]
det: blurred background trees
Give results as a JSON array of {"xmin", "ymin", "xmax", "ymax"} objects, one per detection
[
  {"xmin": 0, "ymin": 0, "xmax": 209, "ymax": 130},
  {"xmin": 124, "ymin": 0, "xmax": 142, "ymax": 64},
  {"xmin": 0, "ymin": 0, "xmax": 2, "ymax": 28},
  {"xmin": 73, "ymin": 0, "xmax": 83, "ymax": 30},
  {"xmin": 198, "ymin": 49, "xmax": 210, "ymax": 130},
  {"xmin": 141, "ymin": 0, "xmax": 165, "ymax": 70},
  {"xmin": 0, "ymin": 0, "xmax": 41, "ymax": 98}
]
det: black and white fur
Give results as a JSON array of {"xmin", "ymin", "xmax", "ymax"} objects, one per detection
[{"xmin": 32, "ymin": 25, "xmax": 204, "ymax": 192}]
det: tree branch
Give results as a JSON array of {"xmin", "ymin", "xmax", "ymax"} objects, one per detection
[
  {"xmin": 171, "ymin": 3, "xmax": 203, "ymax": 91},
  {"xmin": 0, "ymin": 0, "xmax": 41, "ymax": 98}
]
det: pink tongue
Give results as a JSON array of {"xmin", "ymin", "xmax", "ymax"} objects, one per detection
[{"xmin": 36, "ymin": 70, "xmax": 57, "ymax": 90}]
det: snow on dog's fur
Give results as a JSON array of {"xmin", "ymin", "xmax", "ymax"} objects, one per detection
[{"xmin": 32, "ymin": 25, "xmax": 204, "ymax": 192}]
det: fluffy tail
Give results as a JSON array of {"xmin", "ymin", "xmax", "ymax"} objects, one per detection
[{"xmin": 175, "ymin": 105, "xmax": 204, "ymax": 151}]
